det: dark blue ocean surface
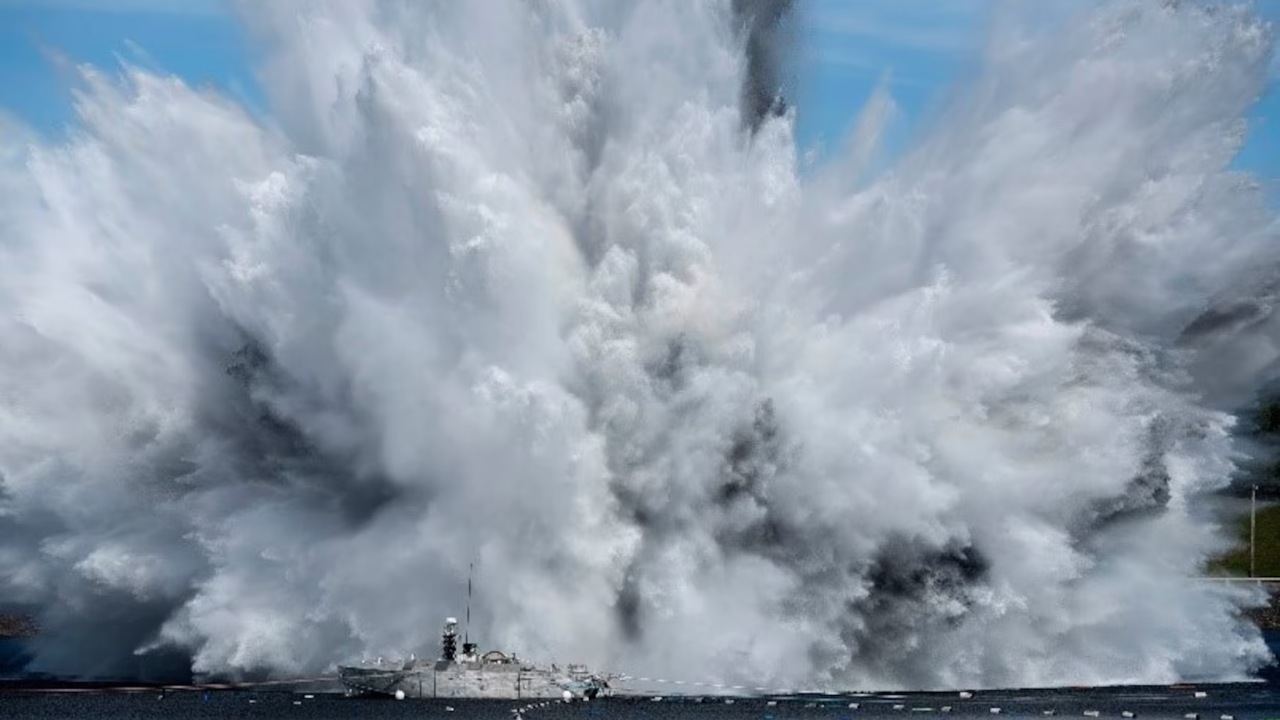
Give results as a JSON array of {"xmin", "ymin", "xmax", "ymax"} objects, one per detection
[
  {"xmin": 0, "ymin": 632, "xmax": 1278, "ymax": 719},
  {"xmin": 4, "ymin": 686, "xmax": 1280, "ymax": 720}
]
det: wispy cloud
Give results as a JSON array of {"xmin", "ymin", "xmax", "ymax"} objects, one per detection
[
  {"xmin": 804, "ymin": 43, "xmax": 933, "ymax": 88},
  {"xmin": 801, "ymin": 0, "xmax": 992, "ymax": 53},
  {"xmin": 799, "ymin": 0, "xmax": 992, "ymax": 93},
  {"xmin": 0, "ymin": 0, "xmax": 225, "ymax": 16}
]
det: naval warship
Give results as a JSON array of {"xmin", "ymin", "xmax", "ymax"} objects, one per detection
[{"xmin": 337, "ymin": 617, "xmax": 611, "ymax": 700}]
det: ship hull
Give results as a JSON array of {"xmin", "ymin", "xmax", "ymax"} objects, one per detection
[{"xmin": 338, "ymin": 663, "xmax": 607, "ymax": 700}]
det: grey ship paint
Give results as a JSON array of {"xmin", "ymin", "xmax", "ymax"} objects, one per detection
[{"xmin": 337, "ymin": 617, "xmax": 610, "ymax": 700}]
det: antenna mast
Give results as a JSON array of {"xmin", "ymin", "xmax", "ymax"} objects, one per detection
[{"xmin": 465, "ymin": 562, "xmax": 473, "ymax": 646}]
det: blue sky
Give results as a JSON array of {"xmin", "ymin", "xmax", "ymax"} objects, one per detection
[
  {"xmin": 0, "ymin": 0, "xmax": 256, "ymax": 130},
  {"xmin": 0, "ymin": 0, "xmax": 1277, "ymax": 181},
  {"xmin": 793, "ymin": 0, "xmax": 995, "ymax": 163},
  {"xmin": 794, "ymin": 0, "xmax": 1280, "ymax": 182}
]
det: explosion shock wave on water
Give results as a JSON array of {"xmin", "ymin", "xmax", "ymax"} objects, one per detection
[{"xmin": 0, "ymin": 0, "xmax": 1278, "ymax": 691}]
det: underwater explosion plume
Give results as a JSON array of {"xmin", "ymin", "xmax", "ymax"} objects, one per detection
[{"xmin": 0, "ymin": 0, "xmax": 1279, "ymax": 690}]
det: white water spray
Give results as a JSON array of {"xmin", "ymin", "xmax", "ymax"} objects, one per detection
[{"xmin": 0, "ymin": 0, "xmax": 1277, "ymax": 690}]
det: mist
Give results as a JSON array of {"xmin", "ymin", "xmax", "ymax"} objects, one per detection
[{"xmin": 0, "ymin": 0, "xmax": 1278, "ymax": 691}]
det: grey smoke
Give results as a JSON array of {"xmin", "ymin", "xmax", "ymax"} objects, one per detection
[
  {"xmin": 731, "ymin": 0, "xmax": 796, "ymax": 131},
  {"xmin": 0, "ymin": 0, "xmax": 1277, "ymax": 691}
]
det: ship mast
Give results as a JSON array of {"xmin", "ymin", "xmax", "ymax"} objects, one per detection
[{"xmin": 465, "ymin": 562, "xmax": 473, "ymax": 647}]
